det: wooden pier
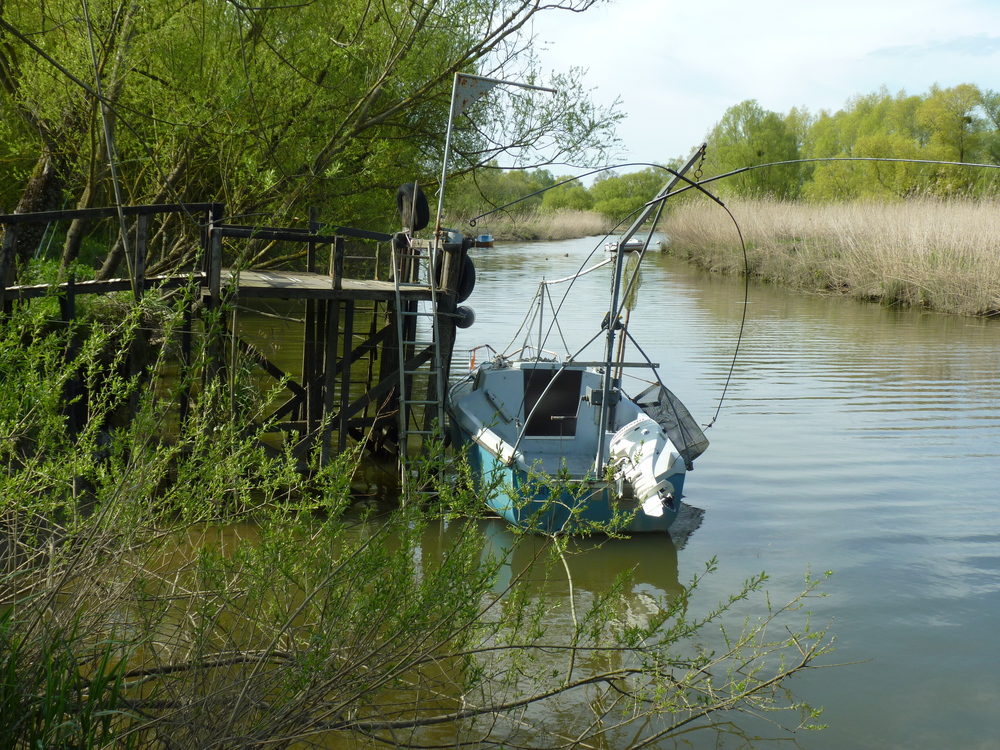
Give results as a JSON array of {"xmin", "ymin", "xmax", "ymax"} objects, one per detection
[{"xmin": 0, "ymin": 202, "xmax": 472, "ymax": 469}]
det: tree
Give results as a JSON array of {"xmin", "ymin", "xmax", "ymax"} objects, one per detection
[
  {"xmin": 541, "ymin": 176, "xmax": 595, "ymax": 211},
  {"xmin": 704, "ymin": 100, "xmax": 802, "ymax": 199},
  {"xmin": 802, "ymin": 85, "xmax": 997, "ymax": 200},
  {"xmin": 980, "ymin": 88, "xmax": 1000, "ymax": 164},
  {"xmin": 0, "ymin": 0, "xmax": 623, "ymax": 282},
  {"xmin": 445, "ymin": 164, "xmax": 553, "ymax": 219},
  {"xmin": 589, "ymin": 168, "xmax": 664, "ymax": 219},
  {"xmin": 918, "ymin": 83, "xmax": 986, "ymax": 163}
]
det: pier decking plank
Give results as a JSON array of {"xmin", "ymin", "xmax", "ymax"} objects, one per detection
[
  {"xmin": 221, "ymin": 270, "xmax": 431, "ymax": 301},
  {"xmin": 5, "ymin": 269, "xmax": 432, "ymax": 302}
]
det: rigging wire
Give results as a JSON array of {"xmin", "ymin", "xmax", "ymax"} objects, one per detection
[
  {"xmin": 706, "ymin": 203, "xmax": 748, "ymax": 428},
  {"xmin": 485, "ymin": 159, "xmax": 750, "ymax": 430},
  {"xmin": 621, "ymin": 164, "xmax": 750, "ymax": 429}
]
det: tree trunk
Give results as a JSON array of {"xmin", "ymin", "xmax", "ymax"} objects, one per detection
[{"xmin": 7, "ymin": 145, "xmax": 67, "ymax": 281}]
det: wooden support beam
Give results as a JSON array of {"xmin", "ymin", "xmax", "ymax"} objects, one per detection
[
  {"xmin": 204, "ymin": 208, "xmax": 225, "ymax": 387},
  {"xmin": 320, "ymin": 299, "xmax": 341, "ymax": 466},
  {"xmin": 332, "ymin": 235, "xmax": 344, "ymax": 291},
  {"xmin": 338, "ymin": 300, "xmax": 354, "ymax": 452},
  {"xmin": 0, "ymin": 223, "xmax": 19, "ymax": 312},
  {"xmin": 308, "ymin": 300, "xmax": 326, "ymax": 437},
  {"xmin": 304, "ymin": 208, "xmax": 319, "ymax": 426},
  {"xmin": 133, "ymin": 213, "xmax": 149, "ymax": 300}
]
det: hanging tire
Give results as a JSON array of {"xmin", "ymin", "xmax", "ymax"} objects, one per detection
[
  {"xmin": 434, "ymin": 253, "xmax": 476, "ymax": 302},
  {"xmin": 396, "ymin": 183, "xmax": 429, "ymax": 232},
  {"xmin": 456, "ymin": 254, "xmax": 475, "ymax": 303}
]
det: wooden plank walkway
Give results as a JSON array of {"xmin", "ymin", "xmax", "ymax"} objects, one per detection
[
  {"xmin": 4, "ymin": 270, "xmax": 432, "ymax": 303},
  {"xmin": 221, "ymin": 269, "xmax": 431, "ymax": 301}
]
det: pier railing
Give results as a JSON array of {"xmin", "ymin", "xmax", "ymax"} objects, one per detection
[{"xmin": 0, "ymin": 203, "xmax": 465, "ymax": 469}]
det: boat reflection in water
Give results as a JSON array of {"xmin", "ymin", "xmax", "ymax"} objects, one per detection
[{"xmin": 480, "ymin": 517, "xmax": 688, "ymax": 628}]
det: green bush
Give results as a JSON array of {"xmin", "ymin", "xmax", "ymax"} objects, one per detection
[{"xmin": 0, "ymin": 296, "xmax": 836, "ymax": 748}]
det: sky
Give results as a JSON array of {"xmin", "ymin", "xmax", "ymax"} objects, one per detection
[{"xmin": 528, "ymin": 0, "xmax": 1000, "ymax": 172}]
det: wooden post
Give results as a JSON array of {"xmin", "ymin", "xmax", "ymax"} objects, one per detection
[
  {"xmin": 209, "ymin": 213, "xmax": 222, "ymax": 304},
  {"xmin": 132, "ymin": 212, "xmax": 149, "ymax": 300},
  {"xmin": 302, "ymin": 208, "xmax": 319, "ymax": 424},
  {"xmin": 332, "ymin": 235, "xmax": 344, "ymax": 290},
  {"xmin": 307, "ymin": 207, "xmax": 318, "ymax": 273},
  {"xmin": 0, "ymin": 223, "xmax": 19, "ymax": 313},
  {"xmin": 320, "ymin": 299, "xmax": 341, "ymax": 466},
  {"xmin": 204, "ymin": 206, "xmax": 225, "ymax": 387},
  {"xmin": 311, "ymin": 298, "xmax": 328, "ymax": 439},
  {"xmin": 338, "ymin": 300, "xmax": 354, "ymax": 452}
]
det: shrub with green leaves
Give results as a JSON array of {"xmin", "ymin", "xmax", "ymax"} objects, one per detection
[{"xmin": 0, "ymin": 296, "xmax": 836, "ymax": 748}]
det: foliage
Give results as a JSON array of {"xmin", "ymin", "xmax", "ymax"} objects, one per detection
[
  {"xmin": 703, "ymin": 100, "xmax": 803, "ymax": 199},
  {"xmin": 445, "ymin": 164, "xmax": 557, "ymax": 220},
  {"xmin": 541, "ymin": 176, "xmax": 595, "ymax": 212},
  {"xmin": 698, "ymin": 85, "xmax": 1000, "ymax": 202},
  {"xmin": 589, "ymin": 167, "xmax": 665, "ymax": 219},
  {"xmin": 0, "ymin": 294, "xmax": 837, "ymax": 747},
  {"xmin": 0, "ymin": 0, "xmax": 622, "ymax": 279}
]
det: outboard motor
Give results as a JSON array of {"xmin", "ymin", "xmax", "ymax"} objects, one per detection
[{"xmin": 609, "ymin": 416, "xmax": 683, "ymax": 517}]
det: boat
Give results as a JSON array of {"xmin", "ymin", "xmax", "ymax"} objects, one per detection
[
  {"xmin": 475, "ymin": 234, "xmax": 495, "ymax": 247},
  {"xmin": 447, "ymin": 147, "xmax": 710, "ymax": 534},
  {"xmin": 604, "ymin": 236, "xmax": 644, "ymax": 253}
]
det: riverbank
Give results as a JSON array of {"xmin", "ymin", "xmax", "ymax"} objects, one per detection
[
  {"xmin": 662, "ymin": 198, "xmax": 1000, "ymax": 316},
  {"xmin": 454, "ymin": 208, "xmax": 614, "ymax": 242}
]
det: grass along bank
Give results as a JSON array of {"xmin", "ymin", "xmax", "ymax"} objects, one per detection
[
  {"xmin": 663, "ymin": 198, "xmax": 1000, "ymax": 316},
  {"xmin": 452, "ymin": 208, "xmax": 614, "ymax": 242}
]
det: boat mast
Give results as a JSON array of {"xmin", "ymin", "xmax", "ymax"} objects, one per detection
[{"xmin": 594, "ymin": 144, "xmax": 707, "ymax": 475}]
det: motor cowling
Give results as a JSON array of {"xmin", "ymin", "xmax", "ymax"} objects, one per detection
[{"xmin": 609, "ymin": 416, "xmax": 682, "ymax": 517}]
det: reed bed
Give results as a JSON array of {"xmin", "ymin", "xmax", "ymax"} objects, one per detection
[
  {"xmin": 663, "ymin": 198, "xmax": 1000, "ymax": 316},
  {"xmin": 454, "ymin": 208, "xmax": 614, "ymax": 242}
]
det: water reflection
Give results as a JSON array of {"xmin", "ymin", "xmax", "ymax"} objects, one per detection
[
  {"xmin": 457, "ymin": 237, "xmax": 1000, "ymax": 749},
  {"xmin": 208, "ymin": 235, "xmax": 1000, "ymax": 748},
  {"xmin": 481, "ymin": 518, "xmax": 683, "ymax": 620}
]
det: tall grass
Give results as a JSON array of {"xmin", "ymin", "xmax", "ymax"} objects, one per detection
[
  {"xmin": 453, "ymin": 208, "xmax": 614, "ymax": 242},
  {"xmin": 664, "ymin": 198, "xmax": 1000, "ymax": 316}
]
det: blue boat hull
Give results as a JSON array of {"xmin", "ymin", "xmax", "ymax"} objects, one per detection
[{"xmin": 456, "ymin": 425, "xmax": 683, "ymax": 534}]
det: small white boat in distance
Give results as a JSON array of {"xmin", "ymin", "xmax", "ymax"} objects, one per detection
[{"xmin": 604, "ymin": 236, "xmax": 644, "ymax": 253}]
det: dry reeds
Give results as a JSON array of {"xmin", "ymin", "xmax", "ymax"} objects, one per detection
[
  {"xmin": 454, "ymin": 209, "xmax": 614, "ymax": 242},
  {"xmin": 663, "ymin": 198, "xmax": 1000, "ymax": 316}
]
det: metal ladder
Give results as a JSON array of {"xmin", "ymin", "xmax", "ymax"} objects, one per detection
[{"xmin": 391, "ymin": 234, "xmax": 446, "ymax": 486}]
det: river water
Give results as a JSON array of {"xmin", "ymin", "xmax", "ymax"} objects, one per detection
[{"xmin": 450, "ymin": 236, "xmax": 1000, "ymax": 749}]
